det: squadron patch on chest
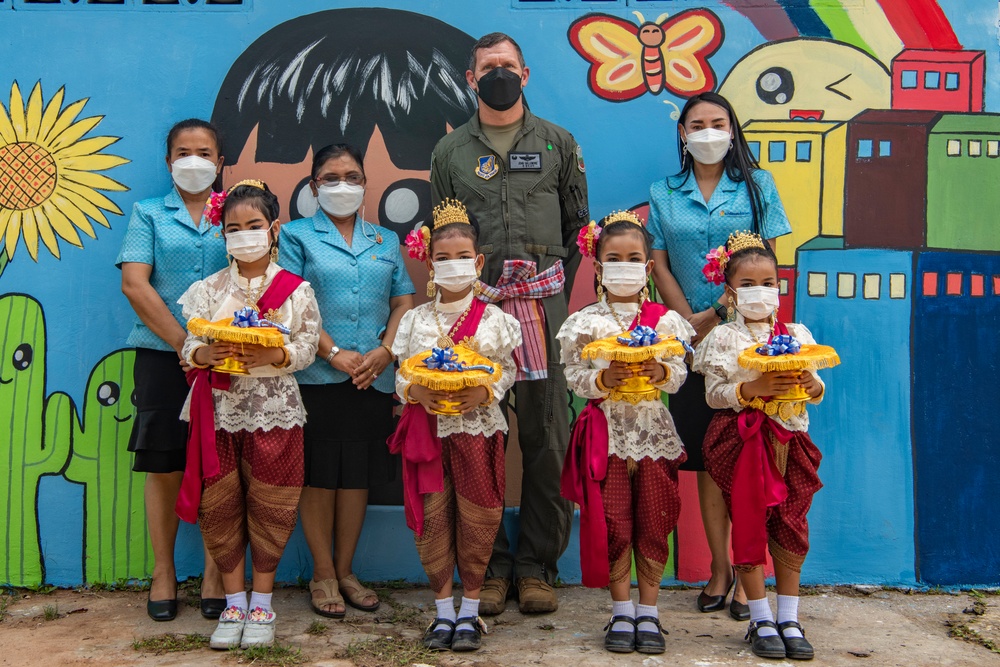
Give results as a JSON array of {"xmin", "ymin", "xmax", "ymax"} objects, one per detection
[{"xmin": 476, "ymin": 155, "xmax": 499, "ymax": 180}]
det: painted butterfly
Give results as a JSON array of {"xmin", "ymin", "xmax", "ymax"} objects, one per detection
[{"xmin": 568, "ymin": 10, "xmax": 724, "ymax": 102}]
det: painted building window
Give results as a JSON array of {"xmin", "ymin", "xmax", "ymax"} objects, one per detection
[
  {"xmin": 807, "ymin": 272, "xmax": 827, "ymax": 297},
  {"xmin": 837, "ymin": 272, "xmax": 856, "ymax": 299},
  {"xmin": 945, "ymin": 72, "xmax": 960, "ymax": 90},
  {"xmin": 988, "ymin": 140, "xmax": 999, "ymax": 158},
  {"xmin": 922, "ymin": 271, "xmax": 938, "ymax": 297},
  {"xmin": 946, "ymin": 272, "xmax": 962, "ymax": 296},
  {"xmin": 779, "ymin": 277, "xmax": 789, "ymax": 295},
  {"xmin": 863, "ymin": 273, "xmax": 881, "ymax": 300},
  {"xmin": 900, "ymin": 70, "xmax": 918, "ymax": 89},
  {"xmin": 994, "ymin": 276, "xmax": 1000, "ymax": 296},
  {"xmin": 947, "ymin": 139, "xmax": 961, "ymax": 156},
  {"xmin": 769, "ymin": 141, "xmax": 786, "ymax": 162},
  {"xmin": 971, "ymin": 274, "xmax": 985, "ymax": 297},
  {"xmin": 969, "ymin": 140, "xmax": 982, "ymax": 157},
  {"xmin": 748, "ymin": 141, "xmax": 761, "ymax": 161},
  {"xmin": 795, "ymin": 140, "xmax": 811, "ymax": 162},
  {"xmin": 924, "ymin": 71, "xmax": 941, "ymax": 89},
  {"xmin": 857, "ymin": 139, "xmax": 873, "ymax": 158},
  {"xmin": 889, "ymin": 273, "xmax": 906, "ymax": 299},
  {"xmin": 879, "ymin": 140, "xmax": 891, "ymax": 157}
]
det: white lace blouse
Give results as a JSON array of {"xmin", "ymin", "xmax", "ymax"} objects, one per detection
[
  {"xmin": 178, "ymin": 262, "xmax": 322, "ymax": 433},
  {"xmin": 557, "ymin": 301, "xmax": 695, "ymax": 462},
  {"xmin": 392, "ymin": 293, "xmax": 522, "ymax": 439},
  {"xmin": 692, "ymin": 315, "xmax": 824, "ymax": 432}
]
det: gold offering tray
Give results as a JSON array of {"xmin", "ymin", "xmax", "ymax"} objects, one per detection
[
  {"xmin": 399, "ymin": 345, "xmax": 501, "ymax": 415},
  {"xmin": 187, "ymin": 317, "xmax": 285, "ymax": 375},
  {"xmin": 581, "ymin": 334, "xmax": 686, "ymax": 403},
  {"xmin": 738, "ymin": 344, "xmax": 840, "ymax": 403}
]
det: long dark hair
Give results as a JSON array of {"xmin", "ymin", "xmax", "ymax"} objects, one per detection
[{"xmin": 673, "ymin": 92, "xmax": 765, "ymax": 236}]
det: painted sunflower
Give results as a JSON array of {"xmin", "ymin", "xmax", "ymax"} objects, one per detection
[{"xmin": 0, "ymin": 81, "xmax": 129, "ymax": 262}]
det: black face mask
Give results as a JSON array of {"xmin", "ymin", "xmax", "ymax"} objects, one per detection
[{"xmin": 476, "ymin": 67, "xmax": 523, "ymax": 112}]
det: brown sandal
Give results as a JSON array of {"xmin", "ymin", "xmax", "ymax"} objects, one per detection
[
  {"xmin": 338, "ymin": 574, "xmax": 380, "ymax": 612},
  {"xmin": 309, "ymin": 578, "xmax": 346, "ymax": 619}
]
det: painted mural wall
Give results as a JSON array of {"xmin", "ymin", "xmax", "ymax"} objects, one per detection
[{"xmin": 1, "ymin": 0, "xmax": 997, "ymax": 589}]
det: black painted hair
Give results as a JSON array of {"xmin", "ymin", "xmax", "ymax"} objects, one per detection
[
  {"xmin": 723, "ymin": 244, "xmax": 777, "ymax": 284},
  {"xmin": 311, "ymin": 144, "xmax": 365, "ymax": 181},
  {"xmin": 470, "ymin": 32, "xmax": 525, "ymax": 71},
  {"xmin": 166, "ymin": 118, "xmax": 222, "ymax": 157},
  {"xmin": 428, "ymin": 210, "xmax": 480, "ymax": 255},
  {"xmin": 673, "ymin": 92, "xmax": 766, "ymax": 236},
  {"xmin": 595, "ymin": 216, "xmax": 653, "ymax": 261},
  {"xmin": 222, "ymin": 182, "xmax": 280, "ymax": 229}
]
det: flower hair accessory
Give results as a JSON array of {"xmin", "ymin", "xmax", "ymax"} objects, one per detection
[
  {"xmin": 576, "ymin": 221, "xmax": 601, "ymax": 258},
  {"xmin": 405, "ymin": 225, "xmax": 431, "ymax": 261},
  {"xmin": 203, "ymin": 179, "xmax": 268, "ymax": 226},
  {"xmin": 702, "ymin": 245, "xmax": 730, "ymax": 285}
]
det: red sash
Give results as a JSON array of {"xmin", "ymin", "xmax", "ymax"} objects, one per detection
[
  {"xmin": 176, "ymin": 269, "xmax": 305, "ymax": 523},
  {"xmin": 560, "ymin": 300, "xmax": 669, "ymax": 587},
  {"xmin": 387, "ymin": 297, "xmax": 489, "ymax": 536},
  {"xmin": 731, "ymin": 319, "xmax": 793, "ymax": 567}
]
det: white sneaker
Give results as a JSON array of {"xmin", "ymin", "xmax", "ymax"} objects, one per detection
[
  {"xmin": 209, "ymin": 606, "xmax": 247, "ymax": 650},
  {"xmin": 240, "ymin": 607, "xmax": 277, "ymax": 648}
]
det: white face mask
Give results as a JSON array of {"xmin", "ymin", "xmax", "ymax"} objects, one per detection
[
  {"xmin": 317, "ymin": 182, "xmax": 365, "ymax": 218},
  {"xmin": 733, "ymin": 286, "xmax": 780, "ymax": 321},
  {"xmin": 170, "ymin": 155, "xmax": 218, "ymax": 194},
  {"xmin": 226, "ymin": 226, "xmax": 273, "ymax": 263},
  {"xmin": 600, "ymin": 261, "xmax": 649, "ymax": 297},
  {"xmin": 684, "ymin": 128, "xmax": 732, "ymax": 165},
  {"xmin": 432, "ymin": 258, "xmax": 479, "ymax": 293}
]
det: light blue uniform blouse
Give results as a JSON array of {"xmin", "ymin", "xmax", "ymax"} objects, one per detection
[
  {"xmin": 116, "ymin": 188, "xmax": 228, "ymax": 351},
  {"xmin": 280, "ymin": 211, "xmax": 414, "ymax": 392},
  {"xmin": 647, "ymin": 169, "xmax": 791, "ymax": 313}
]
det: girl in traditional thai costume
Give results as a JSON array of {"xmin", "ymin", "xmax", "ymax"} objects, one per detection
[
  {"xmin": 558, "ymin": 211, "xmax": 695, "ymax": 655},
  {"xmin": 176, "ymin": 180, "xmax": 321, "ymax": 650},
  {"xmin": 693, "ymin": 231, "xmax": 829, "ymax": 661},
  {"xmin": 389, "ymin": 199, "xmax": 522, "ymax": 653}
]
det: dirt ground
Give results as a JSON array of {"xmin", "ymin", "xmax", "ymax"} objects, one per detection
[{"xmin": 0, "ymin": 584, "xmax": 997, "ymax": 666}]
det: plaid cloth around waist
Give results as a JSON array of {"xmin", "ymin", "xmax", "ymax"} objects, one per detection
[{"xmin": 478, "ymin": 259, "xmax": 565, "ymax": 381}]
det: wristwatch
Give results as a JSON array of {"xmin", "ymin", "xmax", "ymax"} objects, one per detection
[
  {"xmin": 325, "ymin": 346, "xmax": 340, "ymax": 364},
  {"xmin": 712, "ymin": 300, "xmax": 728, "ymax": 321}
]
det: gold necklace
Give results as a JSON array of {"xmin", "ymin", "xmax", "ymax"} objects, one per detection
[
  {"xmin": 238, "ymin": 267, "xmax": 267, "ymax": 311},
  {"xmin": 433, "ymin": 297, "xmax": 475, "ymax": 349},
  {"xmin": 603, "ymin": 293, "xmax": 646, "ymax": 334},
  {"xmin": 742, "ymin": 321, "xmax": 772, "ymax": 346}
]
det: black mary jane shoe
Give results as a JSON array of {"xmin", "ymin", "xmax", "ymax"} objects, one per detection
[
  {"xmin": 730, "ymin": 598, "xmax": 750, "ymax": 621},
  {"xmin": 745, "ymin": 620, "xmax": 787, "ymax": 659},
  {"xmin": 634, "ymin": 615, "xmax": 667, "ymax": 654},
  {"xmin": 778, "ymin": 621, "xmax": 815, "ymax": 660},
  {"xmin": 200, "ymin": 597, "xmax": 226, "ymax": 620},
  {"xmin": 146, "ymin": 593, "xmax": 178, "ymax": 622},
  {"xmin": 697, "ymin": 567, "xmax": 736, "ymax": 613},
  {"xmin": 422, "ymin": 618, "xmax": 456, "ymax": 651},
  {"xmin": 603, "ymin": 615, "xmax": 636, "ymax": 653},
  {"xmin": 451, "ymin": 616, "xmax": 487, "ymax": 652}
]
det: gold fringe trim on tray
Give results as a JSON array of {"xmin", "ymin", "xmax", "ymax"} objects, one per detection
[
  {"xmin": 398, "ymin": 345, "xmax": 502, "ymax": 393},
  {"xmin": 186, "ymin": 317, "xmax": 285, "ymax": 347},
  {"xmin": 582, "ymin": 336, "xmax": 686, "ymax": 364},
  {"xmin": 738, "ymin": 344, "xmax": 840, "ymax": 373}
]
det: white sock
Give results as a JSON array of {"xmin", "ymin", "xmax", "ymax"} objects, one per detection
[
  {"xmin": 636, "ymin": 604, "xmax": 660, "ymax": 634},
  {"xmin": 225, "ymin": 592, "xmax": 248, "ymax": 612},
  {"xmin": 248, "ymin": 591, "xmax": 272, "ymax": 612},
  {"xmin": 611, "ymin": 599, "xmax": 635, "ymax": 633},
  {"xmin": 777, "ymin": 595, "xmax": 802, "ymax": 637},
  {"xmin": 434, "ymin": 596, "xmax": 456, "ymax": 632},
  {"xmin": 748, "ymin": 597, "xmax": 778, "ymax": 637},
  {"xmin": 456, "ymin": 597, "xmax": 480, "ymax": 631}
]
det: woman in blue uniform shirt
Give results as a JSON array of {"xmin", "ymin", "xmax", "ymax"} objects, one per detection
[
  {"xmin": 646, "ymin": 92, "xmax": 792, "ymax": 621},
  {"xmin": 281, "ymin": 143, "xmax": 414, "ymax": 618}
]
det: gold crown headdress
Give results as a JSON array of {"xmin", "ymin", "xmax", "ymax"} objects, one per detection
[
  {"xmin": 725, "ymin": 230, "xmax": 766, "ymax": 254},
  {"xmin": 227, "ymin": 179, "xmax": 266, "ymax": 194},
  {"xmin": 602, "ymin": 209, "xmax": 645, "ymax": 227},
  {"xmin": 205, "ymin": 179, "xmax": 269, "ymax": 226},
  {"xmin": 577, "ymin": 209, "xmax": 646, "ymax": 259},
  {"xmin": 432, "ymin": 198, "xmax": 471, "ymax": 230}
]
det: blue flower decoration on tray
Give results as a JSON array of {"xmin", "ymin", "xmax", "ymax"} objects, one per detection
[
  {"xmin": 616, "ymin": 325, "xmax": 660, "ymax": 347},
  {"xmin": 755, "ymin": 334, "xmax": 801, "ymax": 356},
  {"xmin": 232, "ymin": 306, "xmax": 291, "ymax": 334},
  {"xmin": 423, "ymin": 347, "xmax": 495, "ymax": 373}
]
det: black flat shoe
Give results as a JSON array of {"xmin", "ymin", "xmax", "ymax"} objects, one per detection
[
  {"xmin": 697, "ymin": 567, "xmax": 736, "ymax": 613},
  {"xmin": 730, "ymin": 598, "xmax": 750, "ymax": 621},
  {"xmin": 746, "ymin": 620, "xmax": 786, "ymax": 659},
  {"xmin": 422, "ymin": 618, "xmax": 455, "ymax": 651},
  {"xmin": 146, "ymin": 594, "xmax": 177, "ymax": 622},
  {"xmin": 200, "ymin": 597, "xmax": 226, "ymax": 620},
  {"xmin": 634, "ymin": 615, "xmax": 667, "ymax": 654},
  {"xmin": 451, "ymin": 616, "xmax": 486, "ymax": 652},
  {"xmin": 778, "ymin": 621, "xmax": 815, "ymax": 660},
  {"xmin": 603, "ymin": 615, "xmax": 636, "ymax": 653}
]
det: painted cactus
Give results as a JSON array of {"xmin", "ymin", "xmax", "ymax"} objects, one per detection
[
  {"xmin": 61, "ymin": 349, "xmax": 151, "ymax": 583},
  {"xmin": 0, "ymin": 294, "xmax": 71, "ymax": 586}
]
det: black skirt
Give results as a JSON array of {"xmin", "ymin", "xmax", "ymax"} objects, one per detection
[
  {"xmin": 301, "ymin": 381, "xmax": 398, "ymax": 490},
  {"xmin": 672, "ymin": 370, "xmax": 717, "ymax": 472},
  {"xmin": 128, "ymin": 348, "xmax": 190, "ymax": 473}
]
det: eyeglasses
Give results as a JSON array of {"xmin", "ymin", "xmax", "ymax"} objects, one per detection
[{"xmin": 314, "ymin": 174, "xmax": 364, "ymax": 186}]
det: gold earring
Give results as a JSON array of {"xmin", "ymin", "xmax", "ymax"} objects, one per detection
[
  {"xmin": 270, "ymin": 245, "xmax": 279, "ymax": 263},
  {"xmin": 427, "ymin": 269, "xmax": 436, "ymax": 298},
  {"xmin": 473, "ymin": 280, "xmax": 482, "ymax": 297},
  {"xmin": 596, "ymin": 280, "xmax": 604, "ymax": 303},
  {"xmin": 726, "ymin": 295, "xmax": 734, "ymax": 321},
  {"xmin": 640, "ymin": 284, "xmax": 650, "ymax": 304}
]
